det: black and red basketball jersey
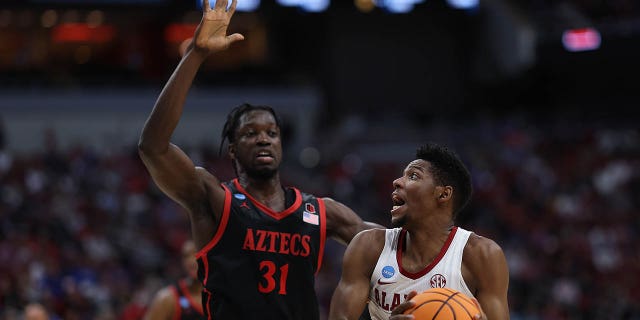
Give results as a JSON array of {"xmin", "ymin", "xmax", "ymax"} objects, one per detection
[
  {"xmin": 196, "ymin": 179, "xmax": 327, "ymax": 320},
  {"xmin": 170, "ymin": 279, "xmax": 205, "ymax": 320}
]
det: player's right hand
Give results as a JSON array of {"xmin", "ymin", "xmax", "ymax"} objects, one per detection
[
  {"xmin": 193, "ymin": 0, "xmax": 244, "ymax": 56},
  {"xmin": 389, "ymin": 290, "xmax": 418, "ymax": 319}
]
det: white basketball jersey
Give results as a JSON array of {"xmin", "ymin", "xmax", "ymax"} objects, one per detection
[{"xmin": 368, "ymin": 227, "xmax": 474, "ymax": 320}]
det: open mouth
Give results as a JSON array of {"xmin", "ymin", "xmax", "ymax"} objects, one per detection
[
  {"xmin": 256, "ymin": 151, "xmax": 274, "ymax": 159},
  {"xmin": 391, "ymin": 193, "xmax": 405, "ymax": 212}
]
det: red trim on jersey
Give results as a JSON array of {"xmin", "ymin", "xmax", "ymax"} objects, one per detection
[
  {"xmin": 232, "ymin": 179, "xmax": 302, "ymax": 220},
  {"xmin": 169, "ymin": 285, "xmax": 181, "ymax": 320},
  {"xmin": 203, "ymin": 288, "xmax": 213, "ymax": 320},
  {"xmin": 397, "ymin": 227, "xmax": 458, "ymax": 279},
  {"xmin": 315, "ymin": 198, "xmax": 327, "ymax": 275},
  {"xmin": 178, "ymin": 279, "xmax": 204, "ymax": 315},
  {"xmin": 196, "ymin": 184, "xmax": 233, "ymax": 260}
]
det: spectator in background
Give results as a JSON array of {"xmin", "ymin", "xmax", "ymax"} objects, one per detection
[
  {"xmin": 143, "ymin": 240, "xmax": 204, "ymax": 320},
  {"xmin": 24, "ymin": 303, "xmax": 49, "ymax": 320}
]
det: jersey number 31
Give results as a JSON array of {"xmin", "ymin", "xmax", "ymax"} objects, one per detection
[{"xmin": 258, "ymin": 260, "xmax": 289, "ymax": 295}]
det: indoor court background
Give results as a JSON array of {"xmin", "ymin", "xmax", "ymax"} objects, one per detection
[{"xmin": 0, "ymin": 0, "xmax": 639, "ymax": 319}]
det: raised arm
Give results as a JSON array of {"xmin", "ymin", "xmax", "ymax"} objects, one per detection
[
  {"xmin": 329, "ymin": 229, "xmax": 384, "ymax": 320},
  {"xmin": 465, "ymin": 235, "xmax": 510, "ymax": 320},
  {"xmin": 323, "ymin": 197, "xmax": 384, "ymax": 245},
  {"xmin": 138, "ymin": 0, "xmax": 244, "ymax": 246}
]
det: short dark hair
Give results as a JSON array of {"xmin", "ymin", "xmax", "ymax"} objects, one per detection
[
  {"xmin": 219, "ymin": 103, "xmax": 282, "ymax": 155},
  {"xmin": 416, "ymin": 143, "xmax": 473, "ymax": 220}
]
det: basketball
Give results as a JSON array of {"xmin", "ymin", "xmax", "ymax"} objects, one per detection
[{"xmin": 403, "ymin": 288, "xmax": 481, "ymax": 320}]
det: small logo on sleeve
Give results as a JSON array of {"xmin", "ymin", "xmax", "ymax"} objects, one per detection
[
  {"xmin": 234, "ymin": 193, "xmax": 246, "ymax": 200},
  {"xmin": 302, "ymin": 203, "xmax": 319, "ymax": 225}
]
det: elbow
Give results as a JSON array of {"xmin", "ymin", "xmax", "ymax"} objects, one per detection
[{"xmin": 137, "ymin": 137, "xmax": 165, "ymax": 157}]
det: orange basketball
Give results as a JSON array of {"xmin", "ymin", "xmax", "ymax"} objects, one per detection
[{"xmin": 403, "ymin": 288, "xmax": 481, "ymax": 320}]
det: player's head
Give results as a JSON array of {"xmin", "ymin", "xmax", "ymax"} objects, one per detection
[
  {"xmin": 220, "ymin": 103, "xmax": 283, "ymax": 180},
  {"xmin": 391, "ymin": 143, "xmax": 472, "ymax": 227},
  {"xmin": 181, "ymin": 240, "xmax": 198, "ymax": 280},
  {"xmin": 24, "ymin": 303, "xmax": 49, "ymax": 320}
]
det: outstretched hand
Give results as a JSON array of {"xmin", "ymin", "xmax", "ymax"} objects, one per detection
[{"xmin": 192, "ymin": 0, "xmax": 244, "ymax": 56}]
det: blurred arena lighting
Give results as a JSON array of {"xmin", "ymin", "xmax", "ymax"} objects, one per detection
[
  {"xmin": 74, "ymin": 45, "xmax": 92, "ymax": 64},
  {"xmin": 164, "ymin": 23, "xmax": 197, "ymax": 44},
  {"xmin": 446, "ymin": 0, "xmax": 478, "ymax": 10},
  {"xmin": 17, "ymin": 10, "xmax": 34, "ymax": 27},
  {"xmin": 196, "ymin": 0, "xmax": 260, "ymax": 12},
  {"xmin": 52, "ymin": 23, "xmax": 115, "ymax": 43},
  {"xmin": 277, "ymin": 0, "xmax": 330, "ymax": 12},
  {"xmin": 86, "ymin": 10, "xmax": 105, "ymax": 27},
  {"xmin": 299, "ymin": 147, "xmax": 321, "ymax": 168},
  {"xmin": 354, "ymin": 0, "xmax": 375, "ymax": 12},
  {"xmin": 342, "ymin": 154, "xmax": 363, "ymax": 175},
  {"xmin": 378, "ymin": 0, "xmax": 425, "ymax": 14},
  {"xmin": 0, "ymin": 10, "xmax": 10, "ymax": 27},
  {"xmin": 562, "ymin": 28, "xmax": 601, "ymax": 52},
  {"xmin": 40, "ymin": 10, "xmax": 58, "ymax": 28}
]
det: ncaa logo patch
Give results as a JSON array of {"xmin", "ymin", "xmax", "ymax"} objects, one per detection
[
  {"xmin": 234, "ymin": 193, "xmax": 246, "ymax": 200},
  {"xmin": 382, "ymin": 266, "xmax": 395, "ymax": 278}
]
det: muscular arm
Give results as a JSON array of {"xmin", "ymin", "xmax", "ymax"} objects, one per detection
[
  {"xmin": 143, "ymin": 287, "xmax": 176, "ymax": 320},
  {"xmin": 138, "ymin": 50, "xmax": 216, "ymax": 209},
  {"xmin": 323, "ymin": 197, "xmax": 383, "ymax": 245},
  {"xmin": 329, "ymin": 229, "xmax": 384, "ymax": 320},
  {"xmin": 137, "ymin": 0, "xmax": 243, "ymax": 247},
  {"xmin": 464, "ymin": 235, "xmax": 510, "ymax": 320}
]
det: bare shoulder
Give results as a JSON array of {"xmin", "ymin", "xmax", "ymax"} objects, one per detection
[
  {"xmin": 343, "ymin": 228, "xmax": 388, "ymax": 276},
  {"xmin": 194, "ymin": 166, "xmax": 225, "ymax": 203},
  {"xmin": 322, "ymin": 197, "xmax": 348, "ymax": 214},
  {"xmin": 464, "ymin": 233, "xmax": 506, "ymax": 262},
  {"xmin": 195, "ymin": 166, "xmax": 221, "ymax": 186},
  {"xmin": 144, "ymin": 285, "xmax": 177, "ymax": 320},
  {"xmin": 154, "ymin": 285, "xmax": 177, "ymax": 302},
  {"xmin": 352, "ymin": 228, "xmax": 387, "ymax": 248},
  {"xmin": 461, "ymin": 233, "xmax": 508, "ymax": 294}
]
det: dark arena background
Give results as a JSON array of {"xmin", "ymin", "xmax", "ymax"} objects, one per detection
[{"xmin": 1, "ymin": 0, "xmax": 639, "ymax": 319}]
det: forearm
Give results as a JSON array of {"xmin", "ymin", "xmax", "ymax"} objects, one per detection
[{"xmin": 139, "ymin": 49, "xmax": 208, "ymax": 154}]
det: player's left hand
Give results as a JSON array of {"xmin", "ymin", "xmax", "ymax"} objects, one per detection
[
  {"xmin": 472, "ymin": 298, "xmax": 487, "ymax": 320},
  {"xmin": 192, "ymin": 0, "xmax": 244, "ymax": 56}
]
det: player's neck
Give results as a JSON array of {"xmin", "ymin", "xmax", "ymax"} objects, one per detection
[
  {"xmin": 238, "ymin": 174, "xmax": 286, "ymax": 210},
  {"xmin": 404, "ymin": 215, "xmax": 454, "ymax": 260}
]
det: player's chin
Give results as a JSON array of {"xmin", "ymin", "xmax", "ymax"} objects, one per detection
[
  {"xmin": 391, "ymin": 214, "xmax": 407, "ymax": 228},
  {"xmin": 247, "ymin": 166, "xmax": 278, "ymax": 180}
]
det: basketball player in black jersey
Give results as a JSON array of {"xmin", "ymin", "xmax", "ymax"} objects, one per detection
[
  {"xmin": 138, "ymin": 0, "xmax": 380, "ymax": 319},
  {"xmin": 144, "ymin": 240, "xmax": 204, "ymax": 320}
]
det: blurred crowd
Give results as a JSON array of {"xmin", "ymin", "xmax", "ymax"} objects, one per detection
[{"xmin": 0, "ymin": 112, "xmax": 638, "ymax": 319}]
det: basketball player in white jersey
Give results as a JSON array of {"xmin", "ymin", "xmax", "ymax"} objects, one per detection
[{"xmin": 329, "ymin": 143, "xmax": 509, "ymax": 320}]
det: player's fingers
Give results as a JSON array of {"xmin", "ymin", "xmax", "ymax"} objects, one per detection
[
  {"xmin": 390, "ymin": 290, "xmax": 417, "ymax": 316},
  {"xmin": 471, "ymin": 298, "xmax": 485, "ymax": 320},
  {"xmin": 214, "ymin": 0, "xmax": 228, "ymax": 11},
  {"xmin": 389, "ymin": 315, "xmax": 415, "ymax": 320},
  {"xmin": 228, "ymin": 0, "xmax": 237, "ymax": 14},
  {"xmin": 202, "ymin": 0, "xmax": 210, "ymax": 11},
  {"xmin": 390, "ymin": 301, "xmax": 415, "ymax": 315},
  {"xmin": 227, "ymin": 33, "xmax": 245, "ymax": 44}
]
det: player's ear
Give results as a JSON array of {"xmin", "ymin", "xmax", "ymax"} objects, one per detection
[
  {"xmin": 228, "ymin": 143, "xmax": 236, "ymax": 160},
  {"xmin": 437, "ymin": 186, "xmax": 453, "ymax": 203}
]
